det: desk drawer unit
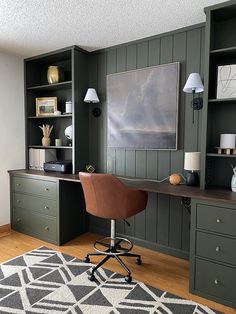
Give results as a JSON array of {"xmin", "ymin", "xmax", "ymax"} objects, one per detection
[
  {"xmin": 10, "ymin": 175, "xmax": 59, "ymax": 244},
  {"xmin": 190, "ymin": 199, "xmax": 236, "ymax": 309},
  {"xmin": 12, "ymin": 208, "xmax": 57, "ymax": 243},
  {"xmin": 13, "ymin": 193, "xmax": 57, "ymax": 217},
  {"xmin": 12, "ymin": 176, "xmax": 56, "ymax": 199}
]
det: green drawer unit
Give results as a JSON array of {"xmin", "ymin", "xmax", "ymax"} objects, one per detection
[
  {"xmin": 190, "ymin": 199, "xmax": 236, "ymax": 309},
  {"xmin": 196, "ymin": 203, "xmax": 236, "ymax": 237},
  {"xmin": 12, "ymin": 208, "xmax": 57, "ymax": 244},
  {"xmin": 12, "ymin": 176, "xmax": 56, "ymax": 199},
  {"xmin": 13, "ymin": 192, "xmax": 57, "ymax": 217},
  {"xmin": 9, "ymin": 171, "xmax": 87, "ymax": 246},
  {"xmin": 195, "ymin": 259, "xmax": 236, "ymax": 304},
  {"xmin": 196, "ymin": 231, "xmax": 236, "ymax": 266}
]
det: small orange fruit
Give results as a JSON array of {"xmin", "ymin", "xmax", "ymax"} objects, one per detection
[{"xmin": 169, "ymin": 173, "xmax": 181, "ymax": 185}]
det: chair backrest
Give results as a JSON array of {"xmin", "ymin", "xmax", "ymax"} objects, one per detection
[{"xmin": 79, "ymin": 172, "xmax": 148, "ymax": 219}]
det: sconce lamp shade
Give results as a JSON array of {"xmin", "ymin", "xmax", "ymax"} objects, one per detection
[
  {"xmin": 184, "ymin": 152, "xmax": 201, "ymax": 171},
  {"xmin": 183, "ymin": 73, "xmax": 204, "ymax": 93},
  {"xmin": 84, "ymin": 88, "xmax": 99, "ymax": 103}
]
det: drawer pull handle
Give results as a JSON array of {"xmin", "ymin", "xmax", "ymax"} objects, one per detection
[
  {"xmin": 44, "ymin": 206, "xmax": 49, "ymax": 210},
  {"xmin": 16, "ymin": 183, "xmax": 21, "ymax": 187},
  {"xmin": 214, "ymin": 279, "xmax": 219, "ymax": 285},
  {"xmin": 45, "ymin": 188, "xmax": 49, "ymax": 192},
  {"xmin": 215, "ymin": 246, "xmax": 221, "ymax": 252},
  {"xmin": 216, "ymin": 219, "xmax": 221, "ymax": 223},
  {"xmin": 44, "ymin": 226, "xmax": 49, "ymax": 231},
  {"xmin": 16, "ymin": 218, "xmax": 21, "ymax": 222},
  {"xmin": 16, "ymin": 200, "xmax": 21, "ymax": 203}
]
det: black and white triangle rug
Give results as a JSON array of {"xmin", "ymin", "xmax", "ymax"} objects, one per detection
[{"xmin": 0, "ymin": 246, "xmax": 222, "ymax": 314}]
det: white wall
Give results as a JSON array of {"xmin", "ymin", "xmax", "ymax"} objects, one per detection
[{"xmin": 0, "ymin": 52, "xmax": 25, "ymax": 225}]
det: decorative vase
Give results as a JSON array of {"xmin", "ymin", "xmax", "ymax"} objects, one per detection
[
  {"xmin": 231, "ymin": 167, "xmax": 236, "ymax": 192},
  {"xmin": 42, "ymin": 137, "xmax": 50, "ymax": 146},
  {"xmin": 47, "ymin": 66, "xmax": 64, "ymax": 84}
]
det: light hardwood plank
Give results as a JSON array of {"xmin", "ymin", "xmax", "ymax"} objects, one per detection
[{"xmin": 0, "ymin": 231, "xmax": 234, "ymax": 314}]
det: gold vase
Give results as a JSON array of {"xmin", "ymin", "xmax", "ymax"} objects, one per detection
[
  {"xmin": 47, "ymin": 66, "xmax": 64, "ymax": 84},
  {"xmin": 42, "ymin": 137, "xmax": 50, "ymax": 146}
]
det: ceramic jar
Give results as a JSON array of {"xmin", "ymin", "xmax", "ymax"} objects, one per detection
[{"xmin": 47, "ymin": 66, "xmax": 64, "ymax": 84}]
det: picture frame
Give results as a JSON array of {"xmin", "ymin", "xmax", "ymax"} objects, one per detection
[
  {"xmin": 36, "ymin": 97, "xmax": 57, "ymax": 116},
  {"xmin": 217, "ymin": 64, "xmax": 236, "ymax": 99}
]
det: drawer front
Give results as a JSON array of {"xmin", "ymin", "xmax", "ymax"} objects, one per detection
[
  {"xmin": 12, "ymin": 209, "xmax": 57, "ymax": 243},
  {"xmin": 196, "ymin": 232, "xmax": 236, "ymax": 265},
  {"xmin": 12, "ymin": 176, "xmax": 56, "ymax": 199},
  {"xmin": 197, "ymin": 204, "xmax": 236, "ymax": 237},
  {"xmin": 195, "ymin": 258, "xmax": 236, "ymax": 303},
  {"xmin": 13, "ymin": 193, "xmax": 57, "ymax": 217}
]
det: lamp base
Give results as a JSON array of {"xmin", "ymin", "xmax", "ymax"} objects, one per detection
[
  {"xmin": 92, "ymin": 107, "xmax": 101, "ymax": 117},
  {"xmin": 186, "ymin": 171, "xmax": 199, "ymax": 186}
]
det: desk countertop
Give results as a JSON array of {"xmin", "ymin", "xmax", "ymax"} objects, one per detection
[{"xmin": 8, "ymin": 169, "xmax": 236, "ymax": 205}]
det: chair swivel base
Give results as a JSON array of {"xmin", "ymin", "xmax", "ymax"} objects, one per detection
[{"xmin": 83, "ymin": 237, "xmax": 142, "ymax": 283}]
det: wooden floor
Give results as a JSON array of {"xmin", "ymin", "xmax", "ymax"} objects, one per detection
[{"xmin": 0, "ymin": 231, "xmax": 235, "ymax": 314}]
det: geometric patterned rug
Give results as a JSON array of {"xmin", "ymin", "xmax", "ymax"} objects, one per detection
[{"xmin": 0, "ymin": 247, "xmax": 223, "ymax": 314}]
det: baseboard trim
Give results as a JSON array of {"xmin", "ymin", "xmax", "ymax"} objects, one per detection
[{"xmin": 0, "ymin": 224, "xmax": 11, "ymax": 238}]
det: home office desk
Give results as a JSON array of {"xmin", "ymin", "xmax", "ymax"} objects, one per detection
[{"xmin": 8, "ymin": 169, "xmax": 236, "ymax": 309}]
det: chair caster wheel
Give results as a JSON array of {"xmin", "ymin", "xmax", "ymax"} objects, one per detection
[
  {"xmin": 83, "ymin": 256, "xmax": 90, "ymax": 263},
  {"xmin": 125, "ymin": 275, "xmax": 132, "ymax": 283},
  {"xmin": 136, "ymin": 258, "xmax": 142, "ymax": 265},
  {"xmin": 88, "ymin": 274, "xmax": 96, "ymax": 281}
]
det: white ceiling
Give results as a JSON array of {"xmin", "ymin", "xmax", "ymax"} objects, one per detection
[{"xmin": 0, "ymin": 0, "xmax": 228, "ymax": 58}]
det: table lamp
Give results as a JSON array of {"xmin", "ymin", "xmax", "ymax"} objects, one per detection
[{"xmin": 184, "ymin": 152, "xmax": 201, "ymax": 186}]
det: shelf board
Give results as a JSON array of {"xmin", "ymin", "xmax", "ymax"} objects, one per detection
[
  {"xmin": 208, "ymin": 98, "xmax": 236, "ymax": 103},
  {"xmin": 207, "ymin": 153, "xmax": 236, "ymax": 158},
  {"xmin": 210, "ymin": 46, "xmax": 236, "ymax": 55},
  {"xmin": 28, "ymin": 114, "xmax": 72, "ymax": 119},
  {"xmin": 27, "ymin": 81, "xmax": 72, "ymax": 91},
  {"xmin": 28, "ymin": 145, "xmax": 72, "ymax": 149}
]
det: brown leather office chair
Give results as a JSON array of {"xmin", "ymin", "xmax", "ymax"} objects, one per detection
[{"xmin": 79, "ymin": 172, "xmax": 148, "ymax": 283}]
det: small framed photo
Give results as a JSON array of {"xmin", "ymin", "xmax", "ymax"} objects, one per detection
[{"xmin": 36, "ymin": 97, "xmax": 57, "ymax": 116}]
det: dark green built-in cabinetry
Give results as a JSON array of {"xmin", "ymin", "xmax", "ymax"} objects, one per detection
[
  {"xmin": 25, "ymin": 45, "xmax": 89, "ymax": 174},
  {"xmin": 10, "ymin": 171, "xmax": 87, "ymax": 245},
  {"xmin": 190, "ymin": 199, "xmax": 236, "ymax": 308},
  {"xmin": 10, "ymin": 46, "xmax": 90, "ymax": 244},
  {"xmin": 201, "ymin": 1, "xmax": 236, "ymax": 189}
]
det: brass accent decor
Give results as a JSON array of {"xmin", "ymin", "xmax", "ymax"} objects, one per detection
[{"xmin": 47, "ymin": 66, "xmax": 64, "ymax": 84}]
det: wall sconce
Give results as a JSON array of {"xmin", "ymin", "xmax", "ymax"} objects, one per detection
[
  {"xmin": 183, "ymin": 73, "xmax": 204, "ymax": 124},
  {"xmin": 84, "ymin": 88, "xmax": 101, "ymax": 117},
  {"xmin": 184, "ymin": 152, "xmax": 201, "ymax": 186}
]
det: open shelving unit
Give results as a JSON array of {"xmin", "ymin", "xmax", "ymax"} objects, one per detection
[
  {"xmin": 201, "ymin": 2, "xmax": 236, "ymax": 189},
  {"xmin": 25, "ymin": 46, "xmax": 89, "ymax": 174}
]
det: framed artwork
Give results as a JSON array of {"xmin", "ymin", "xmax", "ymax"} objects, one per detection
[
  {"xmin": 217, "ymin": 64, "xmax": 236, "ymax": 99},
  {"xmin": 107, "ymin": 62, "xmax": 180, "ymax": 150},
  {"xmin": 36, "ymin": 97, "xmax": 57, "ymax": 116}
]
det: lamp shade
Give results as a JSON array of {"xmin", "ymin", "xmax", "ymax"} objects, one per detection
[
  {"xmin": 84, "ymin": 88, "xmax": 99, "ymax": 103},
  {"xmin": 183, "ymin": 73, "xmax": 204, "ymax": 93},
  {"xmin": 184, "ymin": 152, "xmax": 201, "ymax": 171}
]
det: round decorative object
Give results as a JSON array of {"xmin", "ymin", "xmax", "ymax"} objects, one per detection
[
  {"xmin": 64, "ymin": 125, "xmax": 73, "ymax": 140},
  {"xmin": 42, "ymin": 137, "xmax": 50, "ymax": 146},
  {"xmin": 86, "ymin": 164, "xmax": 95, "ymax": 173},
  {"xmin": 54, "ymin": 110, "xmax": 61, "ymax": 116},
  {"xmin": 169, "ymin": 173, "xmax": 181, "ymax": 185},
  {"xmin": 47, "ymin": 66, "xmax": 64, "ymax": 84}
]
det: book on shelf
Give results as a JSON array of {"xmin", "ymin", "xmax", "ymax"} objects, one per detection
[{"xmin": 29, "ymin": 148, "xmax": 57, "ymax": 170}]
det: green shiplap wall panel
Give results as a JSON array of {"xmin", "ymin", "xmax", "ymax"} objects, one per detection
[
  {"xmin": 97, "ymin": 52, "xmax": 107, "ymax": 172},
  {"xmin": 148, "ymin": 39, "xmax": 160, "ymax": 66},
  {"xmin": 88, "ymin": 54, "xmax": 99, "ymax": 169},
  {"xmin": 126, "ymin": 44, "xmax": 137, "ymax": 70},
  {"xmin": 89, "ymin": 24, "xmax": 205, "ymax": 258},
  {"xmin": 146, "ymin": 192, "xmax": 158, "ymax": 242},
  {"xmin": 107, "ymin": 49, "xmax": 117, "ymax": 74},
  {"xmin": 184, "ymin": 28, "xmax": 202, "ymax": 151},
  {"xmin": 117, "ymin": 47, "xmax": 126, "ymax": 73},
  {"xmin": 137, "ymin": 42, "xmax": 148, "ymax": 69}
]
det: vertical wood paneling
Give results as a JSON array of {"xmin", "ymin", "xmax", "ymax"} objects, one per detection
[
  {"xmin": 89, "ymin": 25, "xmax": 205, "ymax": 258},
  {"xmin": 107, "ymin": 49, "xmax": 117, "ymax": 74},
  {"xmin": 184, "ymin": 28, "xmax": 202, "ymax": 151},
  {"xmin": 126, "ymin": 45, "xmax": 137, "ymax": 71},
  {"xmin": 97, "ymin": 52, "xmax": 106, "ymax": 172}
]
